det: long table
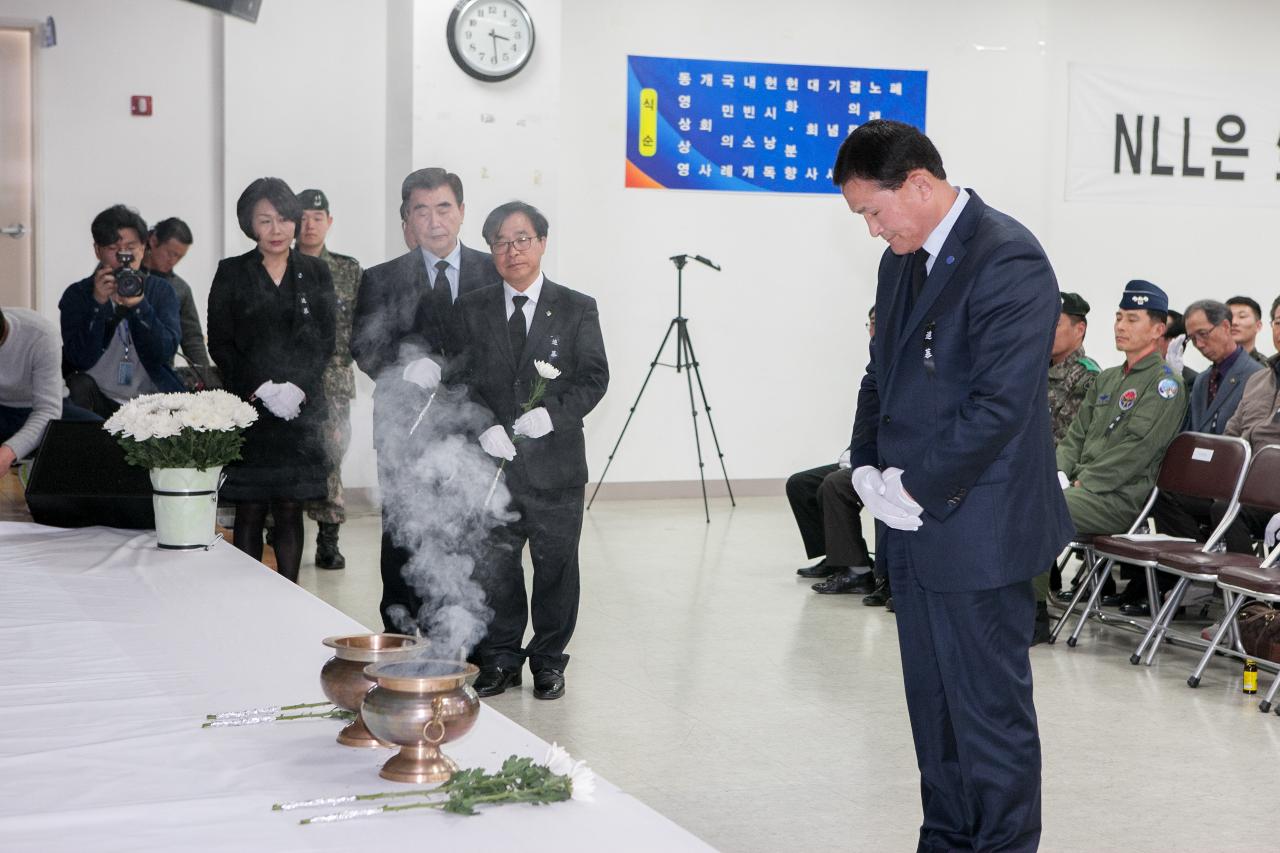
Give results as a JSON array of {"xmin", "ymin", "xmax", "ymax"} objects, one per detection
[{"xmin": 0, "ymin": 522, "xmax": 715, "ymax": 852}]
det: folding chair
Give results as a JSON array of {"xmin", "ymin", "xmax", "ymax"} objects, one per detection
[
  {"xmin": 1130, "ymin": 444, "xmax": 1280, "ymax": 666},
  {"xmin": 1055, "ymin": 433, "xmax": 1251, "ymax": 649}
]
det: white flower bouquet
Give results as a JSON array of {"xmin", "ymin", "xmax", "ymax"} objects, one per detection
[{"xmin": 103, "ymin": 390, "xmax": 258, "ymax": 471}]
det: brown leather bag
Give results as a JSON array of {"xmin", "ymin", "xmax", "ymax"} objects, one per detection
[{"xmin": 1237, "ymin": 602, "xmax": 1280, "ymax": 662}]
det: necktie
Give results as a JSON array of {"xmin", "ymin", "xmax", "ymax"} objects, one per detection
[
  {"xmin": 911, "ymin": 248, "xmax": 930, "ymax": 302},
  {"xmin": 509, "ymin": 294, "xmax": 528, "ymax": 360},
  {"xmin": 432, "ymin": 260, "xmax": 451, "ymax": 314},
  {"xmin": 1207, "ymin": 366, "xmax": 1221, "ymax": 403}
]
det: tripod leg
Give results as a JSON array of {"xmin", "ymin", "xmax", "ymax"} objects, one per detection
[
  {"xmin": 680, "ymin": 325, "xmax": 735, "ymax": 506},
  {"xmin": 587, "ymin": 319, "xmax": 679, "ymax": 510},
  {"xmin": 677, "ymin": 321, "xmax": 711, "ymax": 523}
]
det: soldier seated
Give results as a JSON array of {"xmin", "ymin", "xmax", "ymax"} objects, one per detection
[{"xmin": 1053, "ymin": 281, "xmax": 1188, "ymax": 606}]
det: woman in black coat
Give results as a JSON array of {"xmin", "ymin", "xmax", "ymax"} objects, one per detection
[{"xmin": 207, "ymin": 177, "xmax": 336, "ymax": 582}]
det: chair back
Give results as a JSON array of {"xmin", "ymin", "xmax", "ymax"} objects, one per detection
[
  {"xmin": 1154, "ymin": 432, "xmax": 1250, "ymax": 503},
  {"xmin": 1239, "ymin": 445, "xmax": 1280, "ymax": 513}
]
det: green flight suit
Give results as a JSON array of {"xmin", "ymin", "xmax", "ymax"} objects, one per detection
[{"xmin": 1056, "ymin": 351, "xmax": 1188, "ymax": 535}]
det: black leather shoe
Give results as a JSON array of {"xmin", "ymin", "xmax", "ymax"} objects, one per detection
[
  {"xmin": 862, "ymin": 578, "xmax": 891, "ymax": 607},
  {"xmin": 884, "ymin": 596, "xmax": 895, "ymax": 613},
  {"xmin": 1054, "ymin": 586, "xmax": 1079, "ymax": 603},
  {"xmin": 473, "ymin": 666, "xmax": 522, "ymax": 697},
  {"xmin": 532, "ymin": 669, "xmax": 565, "ymax": 700},
  {"xmin": 1120, "ymin": 601, "xmax": 1185, "ymax": 619},
  {"xmin": 315, "ymin": 522, "xmax": 346, "ymax": 570},
  {"xmin": 812, "ymin": 568, "xmax": 876, "ymax": 595},
  {"xmin": 1101, "ymin": 593, "xmax": 1128, "ymax": 607},
  {"xmin": 1031, "ymin": 602, "xmax": 1050, "ymax": 646},
  {"xmin": 796, "ymin": 560, "xmax": 838, "ymax": 578}
]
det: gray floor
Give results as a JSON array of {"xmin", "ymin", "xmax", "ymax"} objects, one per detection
[{"xmin": 297, "ymin": 497, "xmax": 1280, "ymax": 852}]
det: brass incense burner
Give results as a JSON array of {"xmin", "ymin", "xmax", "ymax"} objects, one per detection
[
  {"xmin": 320, "ymin": 633, "xmax": 425, "ymax": 748},
  {"xmin": 361, "ymin": 660, "xmax": 480, "ymax": 784}
]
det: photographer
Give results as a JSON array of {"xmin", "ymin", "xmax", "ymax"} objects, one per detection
[{"xmin": 59, "ymin": 204, "xmax": 183, "ymax": 418}]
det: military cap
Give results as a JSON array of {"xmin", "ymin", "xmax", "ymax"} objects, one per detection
[
  {"xmin": 1119, "ymin": 280, "xmax": 1168, "ymax": 313},
  {"xmin": 1060, "ymin": 292, "xmax": 1090, "ymax": 318},
  {"xmin": 297, "ymin": 189, "xmax": 329, "ymax": 212}
]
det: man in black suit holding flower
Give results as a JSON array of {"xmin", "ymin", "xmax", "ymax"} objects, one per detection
[{"xmin": 452, "ymin": 201, "xmax": 609, "ymax": 700}]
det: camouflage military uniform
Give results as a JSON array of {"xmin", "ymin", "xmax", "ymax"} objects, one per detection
[
  {"xmin": 1047, "ymin": 346, "xmax": 1100, "ymax": 446},
  {"xmin": 1056, "ymin": 351, "xmax": 1188, "ymax": 535},
  {"xmin": 307, "ymin": 246, "xmax": 362, "ymax": 525}
]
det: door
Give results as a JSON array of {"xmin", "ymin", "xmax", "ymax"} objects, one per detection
[{"xmin": 0, "ymin": 28, "xmax": 35, "ymax": 308}]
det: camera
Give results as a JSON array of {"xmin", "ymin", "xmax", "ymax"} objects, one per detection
[{"xmin": 114, "ymin": 251, "xmax": 145, "ymax": 298}]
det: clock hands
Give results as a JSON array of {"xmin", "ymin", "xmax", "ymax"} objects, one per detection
[{"xmin": 487, "ymin": 29, "xmax": 509, "ymax": 64}]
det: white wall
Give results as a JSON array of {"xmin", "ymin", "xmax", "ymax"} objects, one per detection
[
  {"xmin": 560, "ymin": 0, "xmax": 1054, "ymax": 483},
  {"xmin": 13, "ymin": 0, "xmax": 1280, "ymax": 489},
  {"xmin": 4, "ymin": 0, "xmax": 222, "ymax": 317}
]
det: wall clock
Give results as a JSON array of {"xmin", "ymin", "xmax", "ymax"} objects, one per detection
[{"xmin": 447, "ymin": 0, "xmax": 535, "ymax": 82}]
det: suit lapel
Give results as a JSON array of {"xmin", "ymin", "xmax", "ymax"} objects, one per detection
[{"xmin": 486, "ymin": 285, "xmax": 517, "ymax": 369}]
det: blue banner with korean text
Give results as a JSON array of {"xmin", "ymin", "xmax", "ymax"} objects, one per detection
[{"xmin": 625, "ymin": 54, "xmax": 927, "ymax": 194}]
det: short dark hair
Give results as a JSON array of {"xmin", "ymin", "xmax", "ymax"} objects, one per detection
[
  {"xmin": 1226, "ymin": 295, "xmax": 1262, "ymax": 322},
  {"xmin": 1148, "ymin": 309, "xmax": 1171, "ymax": 331},
  {"xmin": 91, "ymin": 204, "xmax": 148, "ymax": 247},
  {"xmin": 1270, "ymin": 295, "xmax": 1280, "ymax": 322},
  {"xmin": 235, "ymin": 177, "xmax": 301, "ymax": 241},
  {"xmin": 151, "ymin": 217, "xmax": 193, "ymax": 246},
  {"xmin": 831, "ymin": 119, "xmax": 946, "ymax": 189},
  {"xmin": 400, "ymin": 168, "xmax": 464, "ymax": 220},
  {"xmin": 481, "ymin": 201, "xmax": 549, "ymax": 245},
  {"xmin": 1184, "ymin": 299, "xmax": 1231, "ymax": 328},
  {"xmin": 1065, "ymin": 313, "xmax": 1087, "ymax": 326}
]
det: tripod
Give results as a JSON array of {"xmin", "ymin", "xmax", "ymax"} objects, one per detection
[{"xmin": 587, "ymin": 254, "xmax": 734, "ymax": 522}]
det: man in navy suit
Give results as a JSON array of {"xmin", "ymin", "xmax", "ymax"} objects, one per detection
[
  {"xmin": 837, "ymin": 120, "xmax": 1072, "ymax": 852},
  {"xmin": 453, "ymin": 201, "xmax": 608, "ymax": 701},
  {"xmin": 350, "ymin": 167, "xmax": 502, "ymax": 631}
]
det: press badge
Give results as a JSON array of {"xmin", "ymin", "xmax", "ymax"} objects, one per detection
[{"xmin": 117, "ymin": 359, "xmax": 134, "ymax": 386}]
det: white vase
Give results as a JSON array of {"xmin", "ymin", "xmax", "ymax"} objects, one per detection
[{"xmin": 150, "ymin": 466, "xmax": 223, "ymax": 550}]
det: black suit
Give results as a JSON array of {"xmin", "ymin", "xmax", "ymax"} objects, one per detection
[
  {"xmin": 350, "ymin": 243, "xmax": 501, "ymax": 630},
  {"xmin": 453, "ymin": 278, "xmax": 608, "ymax": 672}
]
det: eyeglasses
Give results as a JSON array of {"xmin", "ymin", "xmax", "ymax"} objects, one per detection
[{"xmin": 490, "ymin": 235, "xmax": 537, "ymax": 255}]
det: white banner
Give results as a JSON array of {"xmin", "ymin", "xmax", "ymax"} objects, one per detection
[{"xmin": 1066, "ymin": 63, "xmax": 1280, "ymax": 207}]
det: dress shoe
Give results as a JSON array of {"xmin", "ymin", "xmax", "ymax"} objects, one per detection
[
  {"xmin": 473, "ymin": 666, "xmax": 522, "ymax": 697},
  {"xmin": 796, "ymin": 560, "xmax": 838, "ymax": 579},
  {"xmin": 532, "ymin": 669, "xmax": 565, "ymax": 700},
  {"xmin": 1054, "ymin": 586, "xmax": 1079, "ymax": 603},
  {"xmin": 812, "ymin": 568, "xmax": 876, "ymax": 595},
  {"xmin": 1031, "ymin": 601, "xmax": 1050, "ymax": 646},
  {"xmin": 884, "ymin": 596, "xmax": 895, "ymax": 613},
  {"xmin": 1119, "ymin": 601, "xmax": 1185, "ymax": 619},
  {"xmin": 862, "ymin": 578, "xmax": 891, "ymax": 607}
]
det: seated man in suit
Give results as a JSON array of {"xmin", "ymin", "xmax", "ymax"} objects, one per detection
[
  {"xmin": 59, "ymin": 205, "xmax": 184, "ymax": 418},
  {"xmin": 1056, "ymin": 281, "xmax": 1188, "ymax": 603},
  {"xmin": 456, "ymin": 201, "xmax": 609, "ymax": 701},
  {"xmin": 350, "ymin": 167, "xmax": 502, "ymax": 632},
  {"xmin": 1201, "ymin": 295, "xmax": 1280, "ymax": 553},
  {"xmin": 1135, "ymin": 299, "xmax": 1263, "ymax": 607}
]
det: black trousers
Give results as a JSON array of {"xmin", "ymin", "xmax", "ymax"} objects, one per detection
[
  {"xmin": 65, "ymin": 372, "xmax": 121, "ymax": 419},
  {"xmin": 378, "ymin": 520, "xmax": 420, "ymax": 633},
  {"xmin": 1142, "ymin": 491, "xmax": 1218, "ymax": 593},
  {"xmin": 816, "ymin": 467, "xmax": 873, "ymax": 572},
  {"xmin": 884, "ymin": 530, "xmax": 1041, "ymax": 853},
  {"xmin": 475, "ymin": 478, "xmax": 584, "ymax": 674},
  {"xmin": 786, "ymin": 463, "xmax": 873, "ymax": 574},
  {"xmin": 786, "ymin": 463, "xmax": 838, "ymax": 559}
]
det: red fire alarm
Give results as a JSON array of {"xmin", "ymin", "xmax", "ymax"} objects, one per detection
[{"xmin": 130, "ymin": 95, "xmax": 152, "ymax": 116}]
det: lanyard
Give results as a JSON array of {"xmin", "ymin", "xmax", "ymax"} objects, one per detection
[{"xmin": 115, "ymin": 319, "xmax": 132, "ymax": 363}]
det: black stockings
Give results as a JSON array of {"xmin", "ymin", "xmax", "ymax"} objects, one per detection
[{"xmin": 232, "ymin": 500, "xmax": 305, "ymax": 583}]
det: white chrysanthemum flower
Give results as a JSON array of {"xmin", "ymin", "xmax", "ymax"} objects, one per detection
[
  {"xmin": 533, "ymin": 360, "xmax": 561, "ymax": 380},
  {"xmin": 542, "ymin": 742, "xmax": 576, "ymax": 776},
  {"xmin": 567, "ymin": 760, "xmax": 596, "ymax": 802}
]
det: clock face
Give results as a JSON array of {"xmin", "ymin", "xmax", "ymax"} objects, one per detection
[{"xmin": 447, "ymin": 0, "xmax": 535, "ymax": 82}]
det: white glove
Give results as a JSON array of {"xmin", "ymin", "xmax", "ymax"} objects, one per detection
[
  {"xmin": 851, "ymin": 465, "xmax": 923, "ymax": 532},
  {"xmin": 1058, "ymin": 470, "xmax": 1070, "ymax": 490},
  {"xmin": 1165, "ymin": 333, "xmax": 1188, "ymax": 375},
  {"xmin": 402, "ymin": 357, "xmax": 442, "ymax": 390},
  {"xmin": 254, "ymin": 380, "xmax": 280, "ymax": 403},
  {"xmin": 512, "ymin": 407, "xmax": 553, "ymax": 439},
  {"xmin": 272, "ymin": 382, "xmax": 305, "ymax": 421},
  {"xmin": 478, "ymin": 424, "xmax": 517, "ymax": 461},
  {"xmin": 881, "ymin": 467, "xmax": 923, "ymax": 515},
  {"xmin": 837, "ymin": 448, "xmax": 851, "ymax": 469},
  {"xmin": 1265, "ymin": 512, "xmax": 1280, "ymax": 550}
]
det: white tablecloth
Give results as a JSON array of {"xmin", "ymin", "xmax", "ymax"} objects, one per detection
[{"xmin": 0, "ymin": 522, "xmax": 714, "ymax": 852}]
